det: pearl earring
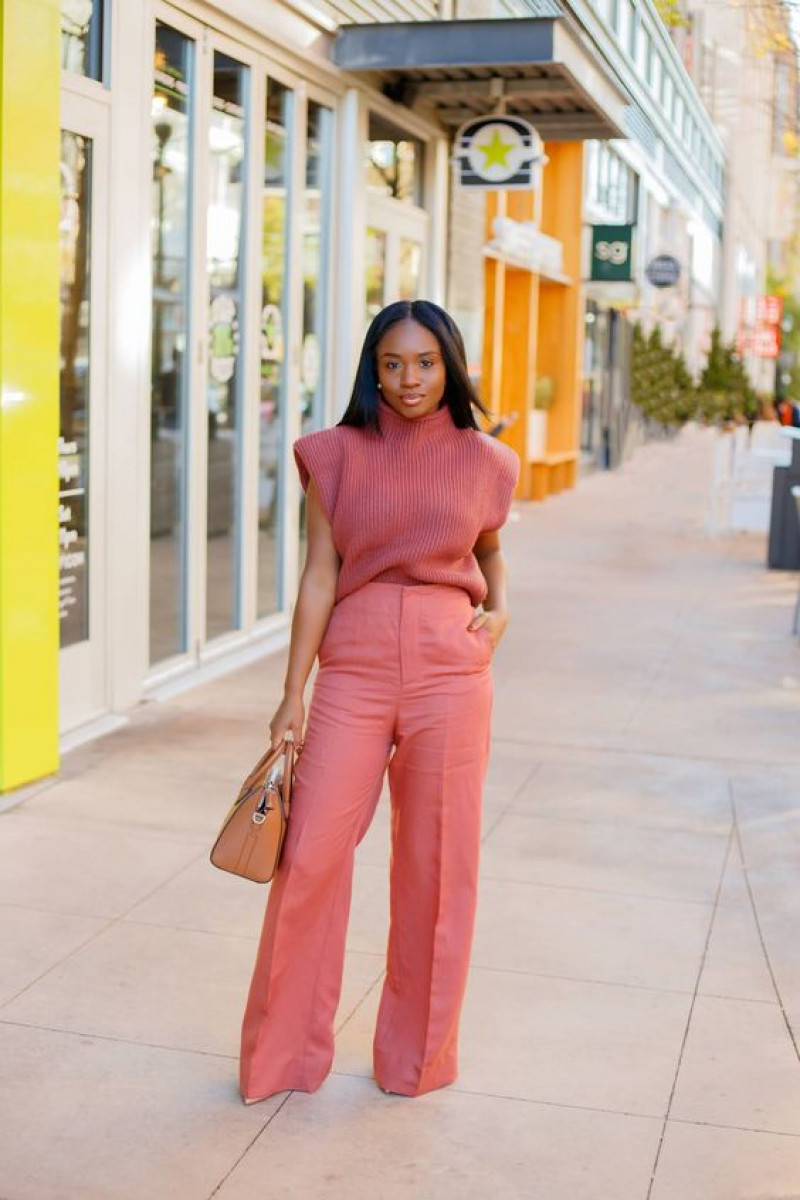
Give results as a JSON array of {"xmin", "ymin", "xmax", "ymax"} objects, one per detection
[{"xmin": 377, "ymin": 383, "xmax": 382, "ymax": 389}]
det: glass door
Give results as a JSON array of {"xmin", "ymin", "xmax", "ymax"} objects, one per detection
[
  {"xmin": 58, "ymin": 89, "xmax": 110, "ymax": 731},
  {"xmin": 148, "ymin": 8, "xmax": 335, "ymax": 677}
]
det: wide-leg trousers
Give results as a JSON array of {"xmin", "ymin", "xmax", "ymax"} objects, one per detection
[{"xmin": 239, "ymin": 580, "xmax": 494, "ymax": 1100}]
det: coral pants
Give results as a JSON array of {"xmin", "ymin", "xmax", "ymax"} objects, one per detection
[{"xmin": 239, "ymin": 581, "xmax": 494, "ymax": 1099}]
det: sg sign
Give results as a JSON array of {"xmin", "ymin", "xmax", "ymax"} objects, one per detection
[{"xmin": 590, "ymin": 224, "xmax": 634, "ymax": 283}]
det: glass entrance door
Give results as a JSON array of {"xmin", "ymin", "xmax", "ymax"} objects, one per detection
[
  {"xmin": 59, "ymin": 90, "xmax": 110, "ymax": 731},
  {"xmin": 148, "ymin": 9, "xmax": 335, "ymax": 675}
]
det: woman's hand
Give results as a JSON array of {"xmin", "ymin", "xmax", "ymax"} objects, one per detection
[
  {"xmin": 467, "ymin": 607, "xmax": 508, "ymax": 652},
  {"xmin": 269, "ymin": 690, "xmax": 306, "ymax": 750}
]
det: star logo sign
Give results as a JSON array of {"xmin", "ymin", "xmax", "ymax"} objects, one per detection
[
  {"xmin": 454, "ymin": 115, "xmax": 539, "ymax": 190},
  {"xmin": 478, "ymin": 129, "xmax": 514, "ymax": 171}
]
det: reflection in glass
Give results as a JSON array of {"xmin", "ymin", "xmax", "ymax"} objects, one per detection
[
  {"xmin": 398, "ymin": 238, "xmax": 422, "ymax": 300},
  {"xmin": 257, "ymin": 80, "xmax": 293, "ymax": 619},
  {"xmin": 366, "ymin": 113, "xmax": 424, "ymax": 205},
  {"xmin": 61, "ymin": 0, "xmax": 104, "ymax": 80},
  {"xmin": 149, "ymin": 23, "xmax": 193, "ymax": 665},
  {"xmin": 297, "ymin": 102, "xmax": 333, "ymax": 560},
  {"xmin": 365, "ymin": 227, "xmax": 386, "ymax": 325},
  {"xmin": 59, "ymin": 130, "xmax": 92, "ymax": 649},
  {"xmin": 206, "ymin": 53, "xmax": 249, "ymax": 641}
]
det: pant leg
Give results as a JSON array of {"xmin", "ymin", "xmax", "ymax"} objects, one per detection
[
  {"xmin": 240, "ymin": 595, "xmax": 397, "ymax": 1100},
  {"xmin": 372, "ymin": 589, "xmax": 494, "ymax": 1097}
]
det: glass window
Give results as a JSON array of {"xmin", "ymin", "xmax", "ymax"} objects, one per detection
[
  {"xmin": 149, "ymin": 23, "xmax": 194, "ymax": 665},
  {"xmin": 206, "ymin": 52, "xmax": 249, "ymax": 642},
  {"xmin": 365, "ymin": 227, "xmax": 387, "ymax": 324},
  {"xmin": 257, "ymin": 79, "xmax": 293, "ymax": 619},
  {"xmin": 398, "ymin": 238, "xmax": 422, "ymax": 300},
  {"xmin": 59, "ymin": 130, "xmax": 92, "ymax": 648},
  {"xmin": 627, "ymin": 4, "xmax": 637, "ymax": 58},
  {"xmin": 61, "ymin": 0, "xmax": 105, "ymax": 81},
  {"xmin": 366, "ymin": 114, "xmax": 424, "ymax": 206}
]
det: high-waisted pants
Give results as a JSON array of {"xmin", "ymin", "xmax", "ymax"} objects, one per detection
[{"xmin": 239, "ymin": 580, "xmax": 494, "ymax": 1100}]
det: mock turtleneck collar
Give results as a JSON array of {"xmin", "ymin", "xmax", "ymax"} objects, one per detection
[{"xmin": 377, "ymin": 396, "xmax": 455, "ymax": 439}]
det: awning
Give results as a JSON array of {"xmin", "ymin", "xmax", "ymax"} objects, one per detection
[{"xmin": 333, "ymin": 13, "xmax": 630, "ymax": 141}]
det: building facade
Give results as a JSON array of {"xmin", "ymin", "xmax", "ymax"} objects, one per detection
[
  {"xmin": 670, "ymin": 0, "xmax": 800, "ymax": 391},
  {"xmin": 0, "ymin": 0, "xmax": 754, "ymax": 793}
]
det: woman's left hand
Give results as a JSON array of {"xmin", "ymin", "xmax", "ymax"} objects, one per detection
[{"xmin": 467, "ymin": 607, "xmax": 508, "ymax": 651}]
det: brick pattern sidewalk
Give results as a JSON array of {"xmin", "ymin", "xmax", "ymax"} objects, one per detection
[{"xmin": 1, "ymin": 425, "xmax": 800, "ymax": 1199}]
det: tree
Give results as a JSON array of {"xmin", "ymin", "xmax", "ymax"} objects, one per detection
[
  {"xmin": 631, "ymin": 323, "xmax": 698, "ymax": 427},
  {"xmin": 696, "ymin": 326, "xmax": 758, "ymax": 425}
]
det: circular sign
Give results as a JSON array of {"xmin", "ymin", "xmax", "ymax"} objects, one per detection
[
  {"xmin": 466, "ymin": 120, "xmax": 532, "ymax": 185},
  {"xmin": 645, "ymin": 254, "xmax": 681, "ymax": 289},
  {"xmin": 208, "ymin": 293, "xmax": 239, "ymax": 383},
  {"xmin": 454, "ymin": 116, "xmax": 541, "ymax": 190}
]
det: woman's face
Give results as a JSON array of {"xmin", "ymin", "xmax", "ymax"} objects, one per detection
[{"xmin": 375, "ymin": 319, "xmax": 447, "ymax": 419}]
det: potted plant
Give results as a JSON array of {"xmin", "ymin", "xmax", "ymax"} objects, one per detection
[{"xmin": 528, "ymin": 375, "xmax": 554, "ymax": 461}]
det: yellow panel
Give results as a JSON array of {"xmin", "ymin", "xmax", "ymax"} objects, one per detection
[{"xmin": 0, "ymin": 0, "xmax": 61, "ymax": 791}]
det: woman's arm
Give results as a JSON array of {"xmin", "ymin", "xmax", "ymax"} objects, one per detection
[
  {"xmin": 268, "ymin": 477, "xmax": 341, "ymax": 748},
  {"xmin": 469, "ymin": 529, "xmax": 509, "ymax": 650}
]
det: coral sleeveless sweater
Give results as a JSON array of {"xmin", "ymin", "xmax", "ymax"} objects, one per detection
[{"xmin": 293, "ymin": 396, "xmax": 521, "ymax": 607}]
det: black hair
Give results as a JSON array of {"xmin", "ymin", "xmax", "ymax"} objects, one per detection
[{"xmin": 337, "ymin": 299, "xmax": 492, "ymax": 433}]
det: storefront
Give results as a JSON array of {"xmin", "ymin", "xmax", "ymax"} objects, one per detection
[
  {"xmin": 2, "ymin": 0, "xmax": 447, "ymax": 791},
  {"xmin": 3, "ymin": 0, "xmax": 628, "ymax": 793}
]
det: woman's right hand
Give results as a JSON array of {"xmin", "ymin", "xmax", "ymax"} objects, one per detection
[{"xmin": 269, "ymin": 691, "xmax": 306, "ymax": 751}]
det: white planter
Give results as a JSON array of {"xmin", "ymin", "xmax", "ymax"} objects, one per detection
[{"xmin": 527, "ymin": 409, "xmax": 548, "ymax": 462}]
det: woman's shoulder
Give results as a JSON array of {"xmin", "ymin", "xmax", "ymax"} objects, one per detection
[
  {"xmin": 471, "ymin": 429, "xmax": 521, "ymax": 477},
  {"xmin": 293, "ymin": 424, "xmax": 346, "ymax": 452}
]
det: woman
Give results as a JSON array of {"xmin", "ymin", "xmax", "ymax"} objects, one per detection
[{"xmin": 240, "ymin": 299, "xmax": 520, "ymax": 1102}]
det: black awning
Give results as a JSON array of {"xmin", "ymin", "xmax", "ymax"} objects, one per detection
[{"xmin": 333, "ymin": 16, "xmax": 629, "ymax": 140}]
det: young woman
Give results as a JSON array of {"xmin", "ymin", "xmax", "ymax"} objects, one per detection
[{"xmin": 240, "ymin": 299, "xmax": 520, "ymax": 1102}]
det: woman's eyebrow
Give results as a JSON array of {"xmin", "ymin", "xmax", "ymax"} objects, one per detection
[{"xmin": 378, "ymin": 348, "xmax": 441, "ymax": 357}]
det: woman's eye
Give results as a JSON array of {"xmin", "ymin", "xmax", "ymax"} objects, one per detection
[{"xmin": 420, "ymin": 359, "xmax": 433, "ymax": 368}]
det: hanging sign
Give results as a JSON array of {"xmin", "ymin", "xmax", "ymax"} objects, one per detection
[
  {"xmin": 645, "ymin": 254, "xmax": 681, "ymax": 288},
  {"xmin": 453, "ymin": 116, "xmax": 543, "ymax": 190},
  {"xmin": 590, "ymin": 224, "xmax": 634, "ymax": 282}
]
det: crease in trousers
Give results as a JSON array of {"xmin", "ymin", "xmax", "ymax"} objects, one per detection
[{"xmin": 239, "ymin": 580, "xmax": 494, "ymax": 1100}]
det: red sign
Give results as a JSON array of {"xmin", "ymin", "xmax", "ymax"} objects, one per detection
[
  {"xmin": 752, "ymin": 326, "xmax": 781, "ymax": 358},
  {"xmin": 737, "ymin": 294, "xmax": 783, "ymax": 358},
  {"xmin": 756, "ymin": 295, "xmax": 783, "ymax": 325}
]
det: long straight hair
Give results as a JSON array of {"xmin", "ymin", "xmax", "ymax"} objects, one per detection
[{"xmin": 337, "ymin": 300, "xmax": 492, "ymax": 433}]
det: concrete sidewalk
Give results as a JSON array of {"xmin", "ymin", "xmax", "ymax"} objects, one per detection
[{"xmin": 2, "ymin": 425, "xmax": 800, "ymax": 1199}]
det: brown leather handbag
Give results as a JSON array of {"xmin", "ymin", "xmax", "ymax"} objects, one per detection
[{"xmin": 210, "ymin": 733, "xmax": 301, "ymax": 884}]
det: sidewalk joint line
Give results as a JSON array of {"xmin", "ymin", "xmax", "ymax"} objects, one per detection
[
  {"xmin": 207, "ymin": 1092, "xmax": 295, "ymax": 1199},
  {"xmin": 730, "ymin": 779, "xmax": 800, "ymax": 1068},
  {"xmin": 644, "ymin": 816, "xmax": 736, "ymax": 1200},
  {"xmin": 0, "ymin": 1017, "xmax": 237, "ymax": 1060}
]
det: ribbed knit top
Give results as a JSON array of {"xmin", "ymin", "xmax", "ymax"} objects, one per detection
[{"xmin": 292, "ymin": 396, "xmax": 521, "ymax": 606}]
